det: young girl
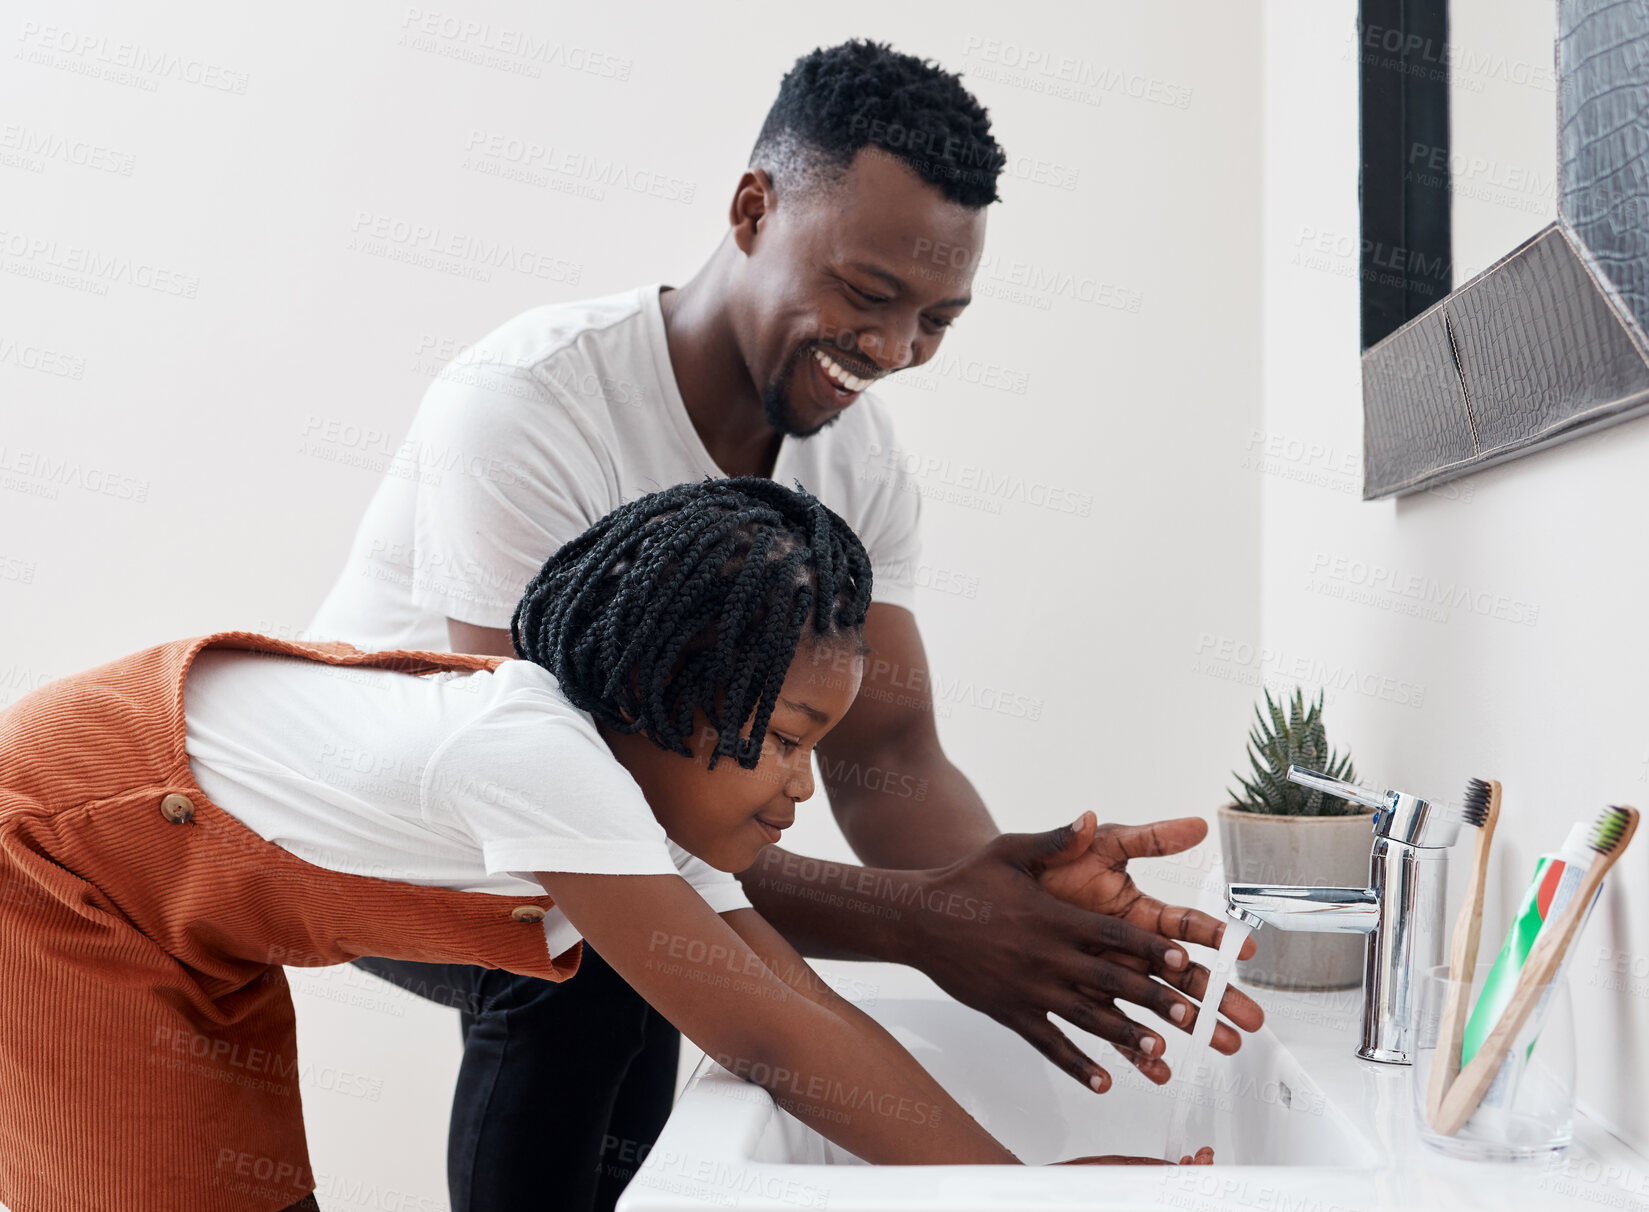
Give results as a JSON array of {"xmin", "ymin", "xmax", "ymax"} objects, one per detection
[{"xmin": 0, "ymin": 478, "xmax": 1205, "ymax": 1212}]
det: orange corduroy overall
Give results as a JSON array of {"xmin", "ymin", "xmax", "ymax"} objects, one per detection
[{"xmin": 0, "ymin": 631, "xmax": 583, "ymax": 1212}]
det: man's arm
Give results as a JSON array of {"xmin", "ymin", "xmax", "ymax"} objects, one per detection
[
  {"xmin": 809, "ymin": 603, "xmax": 995, "ymax": 866},
  {"xmin": 797, "ymin": 604, "xmax": 1264, "ymax": 1081},
  {"xmin": 450, "ymin": 618, "xmax": 513, "ymax": 656}
]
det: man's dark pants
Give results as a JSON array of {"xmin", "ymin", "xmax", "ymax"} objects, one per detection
[{"xmin": 353, "ymin": 949, "xmax": 678, "ymax": 1212}]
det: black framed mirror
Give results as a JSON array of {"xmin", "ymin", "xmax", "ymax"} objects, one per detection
[{"xmin": 1358, "ymin": 0, "xmax": 1649, "ymax": 499}]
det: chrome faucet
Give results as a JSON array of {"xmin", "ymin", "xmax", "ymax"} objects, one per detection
[{"xmin": 1227, "ymin": 766, "xmax": 1459, "ymax": 1064}]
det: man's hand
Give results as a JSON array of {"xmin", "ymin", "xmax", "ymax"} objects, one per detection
[
  {"xmin": 898, "ymin": 813, "xmax": 1261, "ymax": 1094},
  {"xmin": 1037, "ymin": 815, "xmax": 1265, "ymax": 1075}
]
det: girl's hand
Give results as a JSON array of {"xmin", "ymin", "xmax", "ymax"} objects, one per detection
[{"xmin": 1054, "ymin": 1146, "xmax": 1215, "ymax": 1165}]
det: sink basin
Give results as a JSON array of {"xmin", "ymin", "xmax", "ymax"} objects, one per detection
[
  {"xmin": 619, "ymin": 963, "xmax": 1379, "ymax": 1211},
  {"xmin": 753, "ymin": 993, "xmax": 1374, "ymax": 1169}
]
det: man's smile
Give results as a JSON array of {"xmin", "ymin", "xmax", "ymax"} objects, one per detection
[
  {"xmin": 813, "ymin": 346, "xmax": 880, "ymax": 393},
  {"xmin": 804, "ymin": 344, "xmax": 884, "ymax": 415}
]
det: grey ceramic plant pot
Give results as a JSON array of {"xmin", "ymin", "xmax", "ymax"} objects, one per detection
[{"xmin": 1217, "ymin": 803, "xmax": 1377, "ymax": 991}]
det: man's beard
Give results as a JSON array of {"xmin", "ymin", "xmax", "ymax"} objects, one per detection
[{"xmin": 762, "ymin": 343, "xmax": 844, "ymax": 439}]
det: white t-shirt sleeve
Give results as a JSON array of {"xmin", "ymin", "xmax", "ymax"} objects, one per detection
[
  {"xmin": 831, "ymin": 396, "xmax": 924, "ymax": 612},
  {"xmin": 421, "ymin": 693, "xmax": 750, "ymax": 915},
  {"xmin": 404, "ymin": 365, "xmax": 616, "ymax": 630},
  {"xmin": 422, "ymin": 699, "xmax": 677, "ymax": 876},
  {"xmin": 860, "ymin": 465, "xmax": 922, "ymax": 612},
  {"xmin": 668, "ymin": 841, "xmax": 751, "ymax": 914}
]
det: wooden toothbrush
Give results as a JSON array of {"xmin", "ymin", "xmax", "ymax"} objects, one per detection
[
  {"xmin": 1433, "ymin": 804, "xmax": 1639, "ymax": 1136},
  {"xmin": 1425, "ymin": 777, "xmax": 1500, "ymax": 1126}
]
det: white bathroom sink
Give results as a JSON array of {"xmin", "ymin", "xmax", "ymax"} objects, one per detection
[
  {"xmin": 742, "ymin": 990, "xmax": 1373, "ymax": 1169},
  {"xmin": 620, "ymin": 962, "xmax": 1649, "ymax": 1211}
]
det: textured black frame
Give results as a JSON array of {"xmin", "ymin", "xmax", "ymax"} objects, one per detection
[
  {"xmin": 1358, "ymin": 0, "xmax": 1452, "ymax": 350},
  {"xmin": 1359, "ymin": 0, "xmax": 1649, "ymax": 499}
]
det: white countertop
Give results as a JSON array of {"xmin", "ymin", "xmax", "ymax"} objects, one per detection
[{"xmin": 1235, "ymin": 980, "xmax": 1649, "ymax": 1212}]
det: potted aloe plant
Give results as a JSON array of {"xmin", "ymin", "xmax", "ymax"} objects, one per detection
[{"xmin": 1218, "ymin": 688, "xmax": 1374, "ymax": 990}]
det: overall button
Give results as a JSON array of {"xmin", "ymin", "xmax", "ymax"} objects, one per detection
[
  {"xmin": 510, "ymin": 905, "xmax": 546, "ymax": 923},
  {"xmin": 159, "ymin": 793, "xmax": 195, "ymax": 824}
]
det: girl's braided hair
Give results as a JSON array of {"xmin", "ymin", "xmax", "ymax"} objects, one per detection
[{"xmin": 511, "ymin": 477, "xmax": 873, "ymax": 769}]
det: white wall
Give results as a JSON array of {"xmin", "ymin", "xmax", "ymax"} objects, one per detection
[
  {"xmin": 0, "ymin": 1, "xmax": 1261, "ymax": 1203},
  {"xmin": 1449, "ymin": 0, "xmax": 1558, "ymax": 273},
  {"xmin": 1262, "ymin": 0, "xmax": 1649, "ymax": 1152}
]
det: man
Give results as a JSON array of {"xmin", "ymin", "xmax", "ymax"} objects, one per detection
[{"xmin": 311, "ymin": 39, "xmax": 1260, "ymax": 1212}]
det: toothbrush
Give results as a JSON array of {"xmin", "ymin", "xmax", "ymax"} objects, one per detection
[
  {"xmin": 1424, "ymin": 778, "xmax": 1499, "ymax": 1126},
  {"xmin": 1432, "ymin": 805, "xmax": 1639, "ymax": 1136}
]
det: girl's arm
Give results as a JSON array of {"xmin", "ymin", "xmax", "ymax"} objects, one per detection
[
  {"xmin": 715, "ymin": 905, "xmax": 989, "ymax": 1119},
  {"xmin": 535, "ymin": 869, "xmax": 1019, "ymax": 1165},
  {"xmin": 714, "ymin": 908, "xmax": 1213, "ymax": 1168}
]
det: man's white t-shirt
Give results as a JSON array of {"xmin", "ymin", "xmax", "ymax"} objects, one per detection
[
  {"xmin": 183, "ymin": 650, "xmax": 751, "ymax": 958},
  {"xmin": 309, "ymin": 283, "xmax": 922, "ymax": 652}
]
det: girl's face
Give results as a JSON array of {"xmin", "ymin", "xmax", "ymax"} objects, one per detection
[{"xmin": 602, "ymin": 637, "xmax": 863, "ymax": 871}]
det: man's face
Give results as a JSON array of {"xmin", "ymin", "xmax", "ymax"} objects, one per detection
[{"xmin": 734, "ymin": 148, "xmax": 988, "ymax": 437}]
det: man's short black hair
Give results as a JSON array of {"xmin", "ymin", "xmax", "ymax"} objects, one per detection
[{"xmin": 750, "ymin": 39, "xmax": 1007, "ymax": 209}]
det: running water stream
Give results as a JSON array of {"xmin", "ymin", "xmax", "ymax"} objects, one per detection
[{"xmin": 1161, "ymin": 917, "xmax": 1253, "ymax": 1161}]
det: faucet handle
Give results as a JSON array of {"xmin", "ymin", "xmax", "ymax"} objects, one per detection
[
  {"xmin": 1287, "ymin": 765, "xmax": 1460, "ymax": 848},
  {"xmin": 1286, "ymin": 765, "xmax": 1389, "ymax": 812}
]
